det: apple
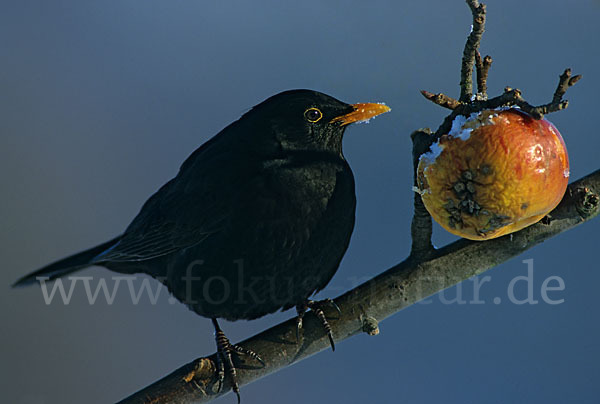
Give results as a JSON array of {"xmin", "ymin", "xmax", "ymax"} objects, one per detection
[{"xmin": 417, "ymin": 108, "xmax": 569, "ymax": 240}]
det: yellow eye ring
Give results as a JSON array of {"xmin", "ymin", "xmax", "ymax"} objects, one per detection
[{"xmin": 304, "ymin": 107, "xmax": 323, "ymax": 123}]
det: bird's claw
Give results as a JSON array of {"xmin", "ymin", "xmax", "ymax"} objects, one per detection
[
  {"xmin": 231, "ymin": 344, "xmax": 265, "ymax": 366},
  {"xmin": 213, "ymin": 318, "xmax": 263, "ymax": 403},
  {"xmin": 320, "ymin": 298, "xmax": 341, "ymax": 316},
  {"xmin": 295, "ymin": 299, "xmax": 340, "ymax": 351}
]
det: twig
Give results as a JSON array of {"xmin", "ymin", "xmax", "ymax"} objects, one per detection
[
  {"xmin": 475, "ymin": 52, "xmax": 492, "ymax": 98},
  {"xmin": 553, "ymin": 69, "xmax": 582, "ymax": 102},
  {"xmin": 117, "ymin": 169, "xmax": 600, "ymax": 404},
  {"xmin": 477, "ymin": 70, "xmax": 582, "ymax": 120},
  {"xmin": 523, "ymin": 69, "xmax": 582, "ymax": 119},
  {"xmin": 420, "ymin": 90, "xmax": 462, "ymax": 110},
  {"xmin": 459, "ymin": 0, "xmax": 486, "ymax": 102},
  {"xmin": 430, "ymin": 71, "xmax": 581, "ymax": 138}
]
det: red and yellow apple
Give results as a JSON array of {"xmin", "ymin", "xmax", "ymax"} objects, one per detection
[{"xmin": 416, "ymin": 108, "xmax": 569, "ymax": 240}]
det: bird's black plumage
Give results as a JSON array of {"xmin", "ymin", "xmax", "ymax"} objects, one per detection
[
  {"xmin": 15, "ymin": 89, "xmax": 390, "ymax": 318},
  {"xmin": 14, "ymin": 89, "xmax": 390, "ymax": 399}
]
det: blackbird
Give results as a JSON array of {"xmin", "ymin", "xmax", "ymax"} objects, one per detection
[{"xmin": 14, "ymin": 89, "xmax": 390, "ymax": 401}]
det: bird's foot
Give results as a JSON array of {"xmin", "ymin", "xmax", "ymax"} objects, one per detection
[
  {"xmin": 212, "ymin": 318, "xmax": 264, "ymax": 403},
  {"xmin": 295, "ymin": 298, "xmax": 341, "ymax": 351}
]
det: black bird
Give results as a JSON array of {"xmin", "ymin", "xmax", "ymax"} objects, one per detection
[{"xmin": 14, "ymin": 89, "xmax": 390, "ymax": 400}]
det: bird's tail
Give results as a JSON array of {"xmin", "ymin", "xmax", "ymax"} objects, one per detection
[{"xmin": 12, "ymin": 235, "xmax": 122, "ymax": 287}]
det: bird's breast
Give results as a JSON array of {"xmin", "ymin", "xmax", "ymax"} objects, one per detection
[
  {"xmin": 169, "ymin": 157, "xmax": 356, "ymax": 320},
  {"xmin": 262, "ymin": 158, "xmax": 352, "ymax": 216}
]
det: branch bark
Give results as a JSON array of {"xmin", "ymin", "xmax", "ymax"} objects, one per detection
[
  {"xmin": 118, "ymin": 168, "xmax": 600, "ymax": 404},
  {"xmin": 459, "ymin": 0, "xmax": 486, "ymax": 101}
]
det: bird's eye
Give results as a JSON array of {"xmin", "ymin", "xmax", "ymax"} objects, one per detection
[{"xmin": 304, "ymin": 108, "xmax": 323, "ymax": 123}]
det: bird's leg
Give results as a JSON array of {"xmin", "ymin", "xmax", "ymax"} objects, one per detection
[
  {"xmin": 212, "ymin": 318, "xmax": 264, "ymax": 403},
  {"xmin": 295, "ymin": 304, "xmax": 306, "ymax": 344},
  {"xmin": 295, "ymin": 298, "xmax": 341, "ymax": 351}
]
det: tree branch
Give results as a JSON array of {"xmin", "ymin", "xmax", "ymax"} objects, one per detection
[
  {"xmin": 410, "ymin": 129, "xmax": 435, "ymax": 258},
  {"xmin": 118, "ymin": 169, "xmax": 600, "ymax": 404}
]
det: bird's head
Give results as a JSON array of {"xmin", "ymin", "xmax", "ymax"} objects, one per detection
[{"xmin": 240, "ymin": 89, "xmax": 390, "ymax": 156}]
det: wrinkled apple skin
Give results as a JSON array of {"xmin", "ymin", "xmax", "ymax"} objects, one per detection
[{"xmin": 417, "ymin": 108, "xmax": 569, "ymax": 240}]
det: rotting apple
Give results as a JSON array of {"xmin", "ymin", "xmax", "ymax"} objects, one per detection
[{"xmin": 416, "ymin": 108, "xmax": 569, "ymax": 240}]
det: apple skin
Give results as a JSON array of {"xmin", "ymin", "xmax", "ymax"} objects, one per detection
[{"xmin": 417, "ymin": 108, "xmax": 569, "ymax": 240}]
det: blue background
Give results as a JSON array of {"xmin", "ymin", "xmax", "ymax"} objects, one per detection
[{"xmin": 2, "ymin": 1, "xmax": 599, "ymax": 403}]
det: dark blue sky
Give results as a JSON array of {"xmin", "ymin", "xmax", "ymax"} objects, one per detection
[{"xmin": 2, "ymin": 1, "xmax": 599, "ymax": 403}]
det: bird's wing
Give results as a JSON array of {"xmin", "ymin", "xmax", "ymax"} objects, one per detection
[
  {"xmin": 92, "ymin": 194, "xmax": 221, "ymax": 262},
  {"xmin": 93, "ymin": 137, "xmax": 252, "ymax": 263}
]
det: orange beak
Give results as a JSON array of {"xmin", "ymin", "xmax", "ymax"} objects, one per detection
[{"xmin": 330, "ymin": 102, "xmax": 391, "ymax": 126}]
